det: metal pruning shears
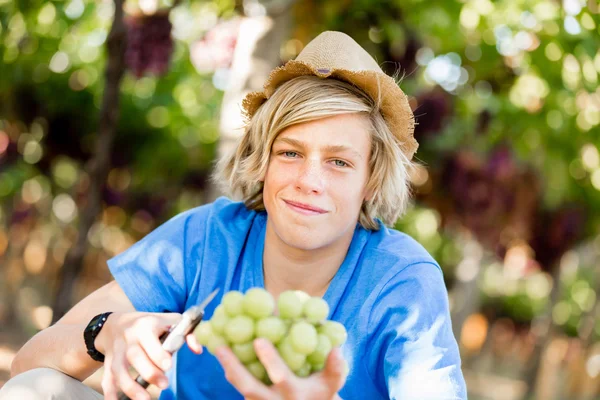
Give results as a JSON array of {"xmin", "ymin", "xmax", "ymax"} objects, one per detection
[{"xmin": 117, "ymin": 288, "xmax": 220, "ymax": 400}]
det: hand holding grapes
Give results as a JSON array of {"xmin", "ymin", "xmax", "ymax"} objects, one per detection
[
  {"xmin": 195, "ymin": 289, "xmax": 349, "ymax": 399},
  {"xmin": 215, "ymin": 338, "xmax": 346, "ymax": 400}
]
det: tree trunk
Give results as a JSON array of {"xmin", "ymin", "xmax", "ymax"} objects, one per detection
[
  {"xmin": 207, "ymin": 1, "xmax": 294, "ymax": 202},
  {"xmin": 51, "ymin": 0, "xmax": 127, "ymax": 323},
  {"xmin": 0, "ymin": 197, "xmax": 16, "ymax": 326}
]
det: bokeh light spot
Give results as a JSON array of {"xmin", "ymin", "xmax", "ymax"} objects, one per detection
[
  {"xmin": 591, "ymin": 169, "xmax": 600, "ymax": 191},
  {"xmin": 65, "ymin": 0, "xmax": 85, "ymax": 20},
  {"xmin": 32, "ymin": 306, "xmax": 53, "ymax": 330},
  {"xmin": 37, "ymin": 3, "xmax": 57, "ymax": 25},
  {"xmin": 24, "ymin": 240, "xmax": 47, "ymax": 275},
  {"xmin": 52, "ymin": 157, "xmax": 79, "ymax": 188},
  {"xmin": 545, "ymin": 42, "xmax": 562, "ymax": 61},
  {"xmin": 581, "ymin": 144, "xmax": 599, "ymax": 171},
  {"xmin": 23, "ymin": 141, "xmax": 43, "ymax": 164},
  {"xmin": 147, "ymin": 106, "xmax": 170, "ymax": 128},
  {"xmin": 49, "ymin": 51, "xmax": 70, "ymax": 73},
  {"xmin": 52, "ymin": 194, "xmax": 78, "ymax": 223}
]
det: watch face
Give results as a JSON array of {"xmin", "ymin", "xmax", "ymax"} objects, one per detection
[
  {"xmin": 86, "ymin": 313, "xmax": 107, "ymax": 333},
  {"xmin": 90, "ymin": 314, "xmax": 105, "ymax": 326}
]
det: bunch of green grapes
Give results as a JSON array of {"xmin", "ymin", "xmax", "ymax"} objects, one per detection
[{"xmin": 194, "ymin": 288, "xmax": 347, "ymax": 384}]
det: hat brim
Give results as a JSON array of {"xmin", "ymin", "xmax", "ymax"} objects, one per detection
[{"xmin": 241, "ymin": 60, "xmax": 418, "ymax": 160}]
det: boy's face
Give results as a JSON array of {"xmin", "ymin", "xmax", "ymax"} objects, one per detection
[{"xmin": 262, "ymin": 113, "xmax": 372, "ymax": 252}]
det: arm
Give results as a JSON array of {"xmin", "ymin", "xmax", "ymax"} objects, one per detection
[
  {"xmin": 11, "ymin": 205, "xmax": 208, "ymax": 398},
  {"xmin": 11, "ymin": 279, "xmax": 191, "ymax": 400},
  {"xmin": 10, "ymin": 280, "xmax": 134, "ymax": 381},
  {"xmin": 369, "ymin": 262, "xmax": 467, "ymax": 400}
]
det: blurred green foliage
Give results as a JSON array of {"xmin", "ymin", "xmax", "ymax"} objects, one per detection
[{"xmin": 1, "ymin": 0, "xmax": 600, "ymax": 344}]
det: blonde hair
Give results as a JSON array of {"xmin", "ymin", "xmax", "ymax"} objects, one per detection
[{"xmin": 213, "ymin": 75, "xmax": 417, "ymax": 230}]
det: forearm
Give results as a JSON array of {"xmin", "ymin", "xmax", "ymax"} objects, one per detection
[{"xmin": 11, "ymin": 323, "xmax": 101, "ymax": 381}]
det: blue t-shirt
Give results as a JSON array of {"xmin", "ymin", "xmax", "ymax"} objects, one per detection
[{"xmin": 107, "ymin": 197, "xmax": 467, "ymax": 400}]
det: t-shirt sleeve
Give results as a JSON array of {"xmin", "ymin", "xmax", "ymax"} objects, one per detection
[
  {"xmin": 107, "ymin": 207, "xmax": 206, "ymax": 314},
  {"xmin": 367, "ymin": 262, "xmax": 468, "ymax": 400}
]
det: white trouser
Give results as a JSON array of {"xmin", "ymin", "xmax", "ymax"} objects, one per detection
[{"xmin": 0, "ymin": 367, "xmax": 104, "ymax": 400}]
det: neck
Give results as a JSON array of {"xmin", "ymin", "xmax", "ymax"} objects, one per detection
[{"xmin": 262, "ymin": 218, "xmax": 355, "ymax": 299}]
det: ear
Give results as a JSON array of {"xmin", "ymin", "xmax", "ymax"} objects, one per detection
[
  {"xmin": 258, "ymin": 166, "xmax": 267, "ymax": 183},
  {"xmin": 363, "ymin": 187, "xmax": 374, "ymax": 202}
]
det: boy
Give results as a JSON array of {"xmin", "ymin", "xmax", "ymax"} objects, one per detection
[{"xmin": 2, "ymin": 31, "xmax": 467, "ymax": 400}]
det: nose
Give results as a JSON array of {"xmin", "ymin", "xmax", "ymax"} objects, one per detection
[{"xmin": 295, "ymin": 158, "xmax": 325, "ymax": 194}]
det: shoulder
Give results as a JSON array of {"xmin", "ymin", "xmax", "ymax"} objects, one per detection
[
  {"xmin": 370, "ymin": 262, "xmax": 448, "ymax": 326},
  {"xmin": 348, "ymin": 223, "xmax": 447, "ymax": 329},
  {"xmin": 362, "ymin": 222, "xmax": 442, "ymax": 281},
  {"xmin": 111, "ymin": 197, "xmax": 256, "ymax": 264},
  {"xmin": 196, "ymin": 196, "xmax": 261, "ymax": 246},
  {"xmin": 359, "ymin": 224, "xmax": 448, "ymax": 329},
  {"xmin": 171, "ymin": 196, "xmax": 257, "ymax": 236},
  {"xmin": 204, "ymin": 196, "xmax": 258, "ymax": 226}
]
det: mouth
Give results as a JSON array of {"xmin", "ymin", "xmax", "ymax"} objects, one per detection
[{"xmin": 283, "ymin": 200, "xmax": 328, "ymax": 215}]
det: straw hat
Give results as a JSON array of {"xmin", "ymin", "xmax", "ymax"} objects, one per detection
[{"xmin": 241, "ymin": 30, "xmax": 418, "ymax": 160}]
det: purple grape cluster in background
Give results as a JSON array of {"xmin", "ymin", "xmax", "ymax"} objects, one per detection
[
  {"xmin": 125, "ymin": 13, "xmax": 174, "ymax": 78},
  {"xmin": 430, "ymin": 146, "xmax": 587, "ymax": 272}
]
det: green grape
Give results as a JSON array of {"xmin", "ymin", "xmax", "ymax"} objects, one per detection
[
  {"xmin": 289, "ymin": 321, "xmax": 318, "ymax": 355},
  {"xmin": 222, "ymin": 291, "xmax": 245, "ymax": 317},
  {"xmin": 263, "ymin": 374, "xmax": 272, "ymax": 386},
  {"xmin": 224, "ymin": 315, "xmax": 255, "ymax": 344},
  {"xmin": 311, "ymin": 362, "xmax": 325, "ymax": 373},
  {"xmin": 295, "ymin": 363, "xmax": 312, "ymax": 378},
  {"xmin": 247, "ymin": 361, "xmax": 267, "ymax": 381},
  {"xmin": 243, "ymin": 288, "xmax": 275, "ymax": 319},
  {"xmin": 294, "ymin": 290, "xmax": 310, "ymax": 305},
  {"xmin": 277, "ymin": 338, "xmax": 306, "ymax": 372},
  {"xmin": 318, "ymin": 321, "xmax": 347, "ymax": 347},
  {"xmin": 282, "ymin": 318, "xmax": 293, "ymax": 330},
  {"xmin": 277, "ymin": 291, "xmax": 303, "ymax": 319},
  {"xmin": 211, "ymin": 305, "xmax": 229, "ymax": 334},
  {"xmin": 232, "ymin": 342, "xmax": 258, "ymax": 364},
  {"xmin": 303, "ymin": 297, "xmax": 329, "ymax": 322},
  {"xmin": 206, "ymin": 334, "xmax": 228, "ymax": 355},
  {"xmin": 194, "ymin": 321, "xmax": 213, "ymax": 346},
  {"xmin": 306, "ymin": 334, "xmax": 332, "ymax": 365},
  {"xmin": 256, "ymin": 316, "xmax": 287, "ymax": 344}
]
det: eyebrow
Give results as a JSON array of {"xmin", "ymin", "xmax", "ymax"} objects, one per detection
[{"xmin": 273, "ymin": 137, "xmax": 363, "ymax": 160}]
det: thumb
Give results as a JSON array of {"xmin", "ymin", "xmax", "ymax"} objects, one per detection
[
  {"xmin": 186, "ymin": 333, "xmax": 204, "ymax": 354},
  {"xmin": 149, "ymin": 312, "xmax": 183, "ymax": 332},
  {"xmin": 321, "ymin": 347, "xmax": 347, "ymax": 390}
]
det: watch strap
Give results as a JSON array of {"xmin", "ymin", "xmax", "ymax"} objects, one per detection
[{"xmin": 84, "ymin": 312, "xmax": 113, "ymax": 362}]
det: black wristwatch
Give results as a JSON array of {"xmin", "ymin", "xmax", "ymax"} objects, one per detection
[{"xmin": 84, "ymin": 312, "xmax": 113, "ymax": 362}]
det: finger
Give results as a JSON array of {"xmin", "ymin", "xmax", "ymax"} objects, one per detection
[
  {"xmin": 136, "ymin": 327, "xmax": 174, "ymax": 371},
  {"xmin": 125, "ymin": 343, "xmax": 169, "ymax": 390},
  {"xmin": 131, "ymin": 313, "xmax": 181, "ymax": 340},
  {"xmin": 254, "ymin": 338, "xmax": 294, "ymax": 387},
  {"xmin": 124, "ymin": 314, "xmax": 179, "ymax": 371},
  {"xmin": 101, "ymin": 353, "xmax": 118, "ymax": 400},
  {"xmin": 186, "ymin": 333, "xmax": 203, "ymax": 354},
  {"xmin": 320, "ymin": 347, "xmax": 346, "ymax": 391},
  {"xmin": 151, "ymin": 312, "xmax": 183, "ymax": 328},
  {"xmin": 215, "ymin": 346, "xmax": 271, "ymax": 399},
  {"xmin": 113, "ymin": 340, "xmax": 151, "ymax": 400}
]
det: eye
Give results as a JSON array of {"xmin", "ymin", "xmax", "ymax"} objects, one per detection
[
  {"xmin": 282, "ymin": 151, "xmax": 298, "ymax": 158},
  {"xmin": 333, "ymin": 159, "xmax": 348, "ymax": 167}
]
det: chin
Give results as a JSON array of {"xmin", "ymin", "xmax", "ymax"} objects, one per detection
[{"xmin": 280, "ymin": 228, "xmax": 330, "ymax": 251}]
